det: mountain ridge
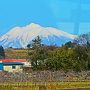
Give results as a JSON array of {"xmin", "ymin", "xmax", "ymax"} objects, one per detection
[{"xmin": 0, "ymin": 23, "xmax": 77, "ymax": 48}]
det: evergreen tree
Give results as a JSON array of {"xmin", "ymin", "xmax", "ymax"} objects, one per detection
[
  {"xmin": 28, "ymin": 36, "xmax": 48, "ymax": 70},
  {"xmin": 0, "ymin": 46, "xmax": 5, "ymax": 59}
]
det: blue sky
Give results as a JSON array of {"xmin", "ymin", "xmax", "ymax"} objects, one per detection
[{"xmin": 0, "ymin": 0, "xmax": 90, "ymax": 36}]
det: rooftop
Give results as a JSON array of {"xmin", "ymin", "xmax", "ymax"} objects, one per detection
[
  {"xmin": 3, "ymin": 62, "xmax": 24, "ymax": 65},
  {"xmin": 0, "ymin": 59, "xmax": 27, "ymax": 63}
]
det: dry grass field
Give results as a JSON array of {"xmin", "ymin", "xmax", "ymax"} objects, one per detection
[
  {"xmin": 0, "ymin": 81, "xmax": 90, "ymax": 90},
  {"xmin": 5, "ymin": 48, "xmax": 28, "ymax": 59}
]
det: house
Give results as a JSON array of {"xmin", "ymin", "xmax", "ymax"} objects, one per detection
[{"xmin": 0, "ymin": 59, "xmax": 31, "ymax": 73}]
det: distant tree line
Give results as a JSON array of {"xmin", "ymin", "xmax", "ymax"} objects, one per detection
[{"xmin": 27, "ymin": 33, "xmax": 90, "ymax": 72}]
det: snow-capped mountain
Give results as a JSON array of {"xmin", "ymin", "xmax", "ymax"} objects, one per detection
[{"xmin": 0, "ymin": 23, "xmax": 77, "ymax": 48}]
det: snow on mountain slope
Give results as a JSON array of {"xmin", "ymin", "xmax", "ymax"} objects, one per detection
[{"xmin": 0, "ymin": 23, "xmax": 77, "ymax": 48}]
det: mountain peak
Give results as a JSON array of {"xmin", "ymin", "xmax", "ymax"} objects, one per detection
[{"xmin": 27, "ymin": 23, "xmax": 41, "ymax": 29}]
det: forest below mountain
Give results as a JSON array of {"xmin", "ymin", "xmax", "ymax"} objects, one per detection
[{"xmin": 27, "ymin": 32, "xmax": 90, "ymax": 72}]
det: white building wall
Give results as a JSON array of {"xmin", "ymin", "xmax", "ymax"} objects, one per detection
[{"xmin": 4, "ymin": 65, "xmax": 23, "ymax": 73}]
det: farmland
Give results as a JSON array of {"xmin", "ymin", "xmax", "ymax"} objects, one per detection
[
  {"xmin": 0, "ymin": 81, "xmax": 90, "ymax": 90},
  {"xmin": 0, "ymin": 43, "xmax": 90, "ymax": 90},
  {"xmin": 0, "ymin": 71, "xmax": 90, "ymax": 90}
]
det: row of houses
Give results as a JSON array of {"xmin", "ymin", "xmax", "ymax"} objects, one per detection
[{"xmin": 0, "ymin": 59, "xmax": 31, "ymax": 73}]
